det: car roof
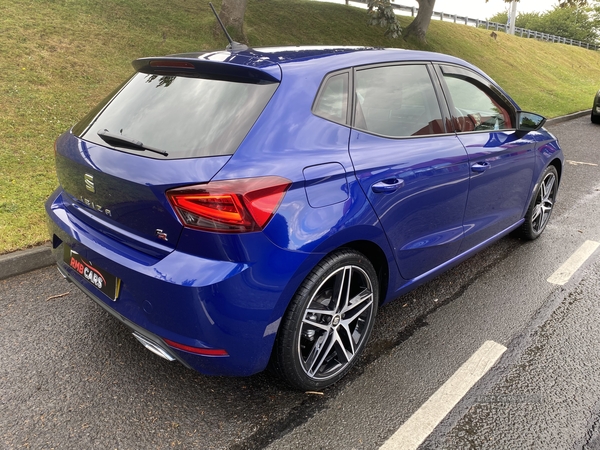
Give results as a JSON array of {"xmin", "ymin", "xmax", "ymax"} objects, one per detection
[{"xmin": 153, "ymin": 46, "xmax": 483, "ymax": 82}]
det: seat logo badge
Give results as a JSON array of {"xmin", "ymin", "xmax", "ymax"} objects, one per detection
[
  {"xmin": 85, "ymin": 173, "xmax": 95, "ymax": 193},
  {"xmin": 332, "ymin": 315, "xmax": 341, "ymax": 327}
]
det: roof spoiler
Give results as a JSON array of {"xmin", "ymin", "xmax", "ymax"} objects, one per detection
[{"xmin": 131, "ymin": 57, "xmax": 280, "ymax": 83}]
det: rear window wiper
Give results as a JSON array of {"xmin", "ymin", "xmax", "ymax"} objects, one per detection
[{"xmin": 97, "ymin": 129, "xmax": 169, "ymax": 157}]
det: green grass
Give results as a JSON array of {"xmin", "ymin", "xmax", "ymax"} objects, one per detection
[{"xmin": 1, "ymin": 0, "xmax": 599, "ymax": 254}]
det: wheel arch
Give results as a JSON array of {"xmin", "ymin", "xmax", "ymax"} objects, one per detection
[
  {"xmin": 270, "ymin": 237, "xmax": 392, "ymax": 332},
  {"xmin": 549, "ymin": 157, "xmax": 563, "ymax": 187},
  {"xmin": 266, "ymin": 238, "xmax": 391, "ymax": 350},
  {"xmin": 339, "ymin": 240, "xmax": 390, "ymax": 307}
]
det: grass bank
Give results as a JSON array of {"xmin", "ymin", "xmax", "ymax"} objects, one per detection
[{"xmin": 1, "ymin": 0, "xmax": 599, "ymax": 254}]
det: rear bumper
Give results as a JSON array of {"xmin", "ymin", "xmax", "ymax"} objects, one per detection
[
  {"xmin": 56, "ymin": 262, "xmax": 188, "ymax": 368},
  {"xmin": 46, "ymin": 188, "xmax": 313, "ymax": 377}
]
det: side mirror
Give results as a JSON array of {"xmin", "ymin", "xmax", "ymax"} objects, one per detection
[{"xmin": 516, "ymin": 111, "xmax": 546, "ymax": 137}]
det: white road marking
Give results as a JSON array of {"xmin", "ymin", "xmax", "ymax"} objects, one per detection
[
  {"xmin": 379, "ymin": 340, "xmax": 506, "ymax": 450},
  {"xmin": 547, "ymin": 240, "xmax": 600, "ymax": 285},
  {"xmin": 566, "ymin": 160, "xmax": 598, "ymax": 166}
]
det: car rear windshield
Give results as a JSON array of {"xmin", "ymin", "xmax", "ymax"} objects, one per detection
[{"xmin": 72, "ymin": 72, "xmax": 278, "ymax": 159}]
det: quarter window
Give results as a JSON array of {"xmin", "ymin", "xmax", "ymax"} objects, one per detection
[
  {"xmin": 313, "ymin": 73, "xmax": 349, "ymax": 124},
  {"xmin": 354, "ymin": 65, "xmax": 445, "ymax": 138}
]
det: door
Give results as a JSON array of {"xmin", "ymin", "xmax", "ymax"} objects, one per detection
[
  {"xmin": 437, "ymin": 64, "xmax": 536, "ymax": 252},
  {"xmin": 349, "ymin": 63, "xmax": 470, "ymax": 280}
]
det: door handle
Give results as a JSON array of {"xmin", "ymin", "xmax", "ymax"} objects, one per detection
[
  {"xmin": 371, "ymin": 178, "xmax": 405, "ymax": 193},
  {"xmin": 471, "ymin": 162, "xmax": 491, "ymax": 173}
]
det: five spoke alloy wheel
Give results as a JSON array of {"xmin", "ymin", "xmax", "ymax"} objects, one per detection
[{"xmin": 273, "ymin": 250, "xmax": 378, "ymax": 390}]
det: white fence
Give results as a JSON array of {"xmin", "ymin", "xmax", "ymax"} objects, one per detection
[{"xmin": 349, "ymin": 0, "xmax": 599, "ymax": 51}]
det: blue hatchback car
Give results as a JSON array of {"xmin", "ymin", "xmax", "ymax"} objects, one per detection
[{"xmin": 46, "ymin": 46, "xmax": 563, "ymax": 390}]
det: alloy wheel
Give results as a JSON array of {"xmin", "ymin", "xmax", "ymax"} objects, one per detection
[
  {"xmin": 531, "ymin": 171, "xmax": 556, "ymax": 234},
  {"xmin": 297, "ymin": 264, "xmax": 375, "ymax": 381}
]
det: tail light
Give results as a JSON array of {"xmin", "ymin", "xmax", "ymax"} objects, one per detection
[
  {"xmin": 163, "ymin": 338, "xmax": 228, "ymax": 357},
  {"xmin": 166, "ymin": 176, "xmax": 292, "ymax": 233}
]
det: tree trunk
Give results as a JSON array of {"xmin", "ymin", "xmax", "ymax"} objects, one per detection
[
  {"xmin": 217, "ymin": 0, "xmax": 248, "ymax": 42},
  {"xmin": 403, "ymin": 0, "xmax": 436, "ymax": 43}
]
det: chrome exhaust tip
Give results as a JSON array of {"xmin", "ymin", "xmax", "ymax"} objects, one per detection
[{"xmin": 132, "ymin": 332, "xmax": 176, "ymax": 362}]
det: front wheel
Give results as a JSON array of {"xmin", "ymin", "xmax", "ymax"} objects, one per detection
[
  {"xmin": 518, "ymin": 165, "xmax": 558, "ymax": 240},
  {"xmin": 272, "ymin": 249, "xmax": 378, "ymax": 391}
]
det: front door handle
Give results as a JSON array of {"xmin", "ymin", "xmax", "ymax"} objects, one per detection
[
  {"xmin": 371, "ymin": 178, "xmax": 405, "ymax": 193},
  {"xmin": 471, "ymin": 162, "xmax": 491, "ymax": 173}
]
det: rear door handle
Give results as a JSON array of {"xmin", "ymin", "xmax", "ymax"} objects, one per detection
[
  {"xmin": 371, "ymin": 178, "xmax": 405, "ymax": 193},
  {"xmin": 471, "ymin": 162, "xmax": 491, "ymax": 173}
]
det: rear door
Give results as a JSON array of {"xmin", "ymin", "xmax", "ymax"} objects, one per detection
[
  {"xmin": 436, "ymin": 64, "xmax": 536, "ymax": 252},
  {"xmin": 349, "ymin": 63, "xmax": 470, "ymax": 280}
]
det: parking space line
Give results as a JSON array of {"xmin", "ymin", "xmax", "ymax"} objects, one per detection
[
  {"xmin": 547, "ymin": 240, "xmax": 600, "ymax": 285},
  {"xmin": 379, "ymin": 340, "xmax": 506, "ymax": 450},
  {"xmin": 566, "ymin": 160, "xmax": 598, "ymax": 166}
]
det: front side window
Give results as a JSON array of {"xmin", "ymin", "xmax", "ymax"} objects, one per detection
[
  {"xmin": 441, "ymin": 68, "xmax": 513, "ymax": 132},
  {"xmin": 353, "ymin": 64, "xmax": 445, "ymax": 138}
]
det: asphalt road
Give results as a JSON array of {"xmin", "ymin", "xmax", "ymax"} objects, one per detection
[{"xmin": 2, "ymin": 115, "xmax": 600, "ymax": 449}]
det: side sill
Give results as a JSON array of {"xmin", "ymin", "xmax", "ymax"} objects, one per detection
[{"xmin": 387, "ymin": 219, "xmax": 525, "ymax": 303}]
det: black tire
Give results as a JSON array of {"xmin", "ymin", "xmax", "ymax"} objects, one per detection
[
  {"xmin": 591, "ymin": 112, "xmax": 600, "ymax": 124},
  {"xmin": 518, "ymin": 165, "xmax": 558, "ymax": 240},
  {"xmin": 271, "ymin": 249, "xmax": 379, "ymax": 391}
]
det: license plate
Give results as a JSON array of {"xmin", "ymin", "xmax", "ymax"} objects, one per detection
[{"xmin": 63, "ymin": 245, "xmax": 121, "ymax": 301}]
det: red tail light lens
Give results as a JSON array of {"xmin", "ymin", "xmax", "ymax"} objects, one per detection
[
  {"xmin": 163, "ymin": 338, "xmax": 228, "ymax": 357},
  {"xmin": 166, "ymin": 176, "xmax": 292, "ymax": 233}
]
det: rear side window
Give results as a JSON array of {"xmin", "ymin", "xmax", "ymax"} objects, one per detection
[
  {"xmin": 354, "ymin": 64, "xmax": 445, "ymax": 138},
  {"xmin": 73, "ymin": 73, "xmax": 278, "ymax": 159}
]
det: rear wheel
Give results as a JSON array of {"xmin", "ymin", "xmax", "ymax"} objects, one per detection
[
  {"xmin": 591, "ymin": 111, "xmax": 600, "ymax": 124},
  {"xmin": 272, "ymin": 249, "xmax": 378, "ymax": 391},
  {"xmin": 518, "ymin": 165, "xmax": 558, "ymax": 240}
]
